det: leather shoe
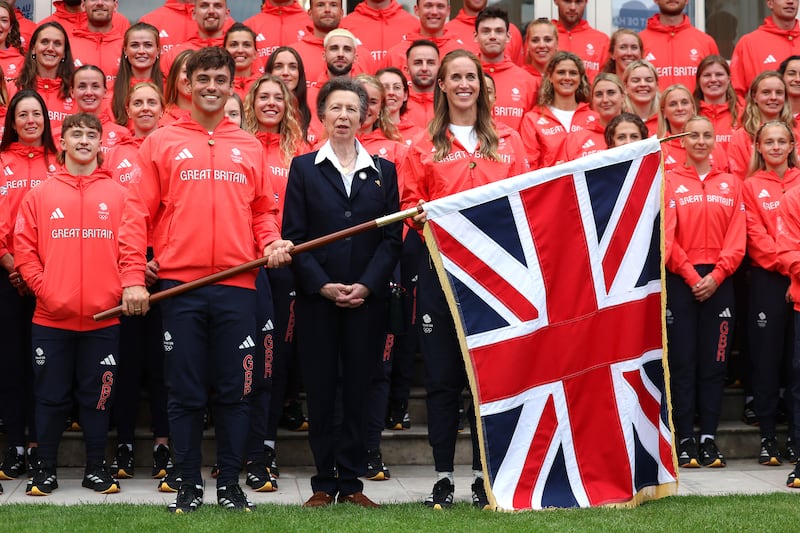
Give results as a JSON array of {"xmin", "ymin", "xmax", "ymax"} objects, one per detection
[
  {"xmin": 303, "ymin": 491, "xmax": 335, "ymax": 508},
  {"xmin": 337, "ymin": 491, "xmax": 380, "ymax": 508}
]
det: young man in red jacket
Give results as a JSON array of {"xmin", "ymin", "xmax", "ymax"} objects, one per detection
[
  {"xmin": 553, "ymin": 0, "xmax": 609, "ymax": 81},
  {"xmin": 119, "ymin": 46, "xmax": 292, "ymax": 514},
  {"xmin": 160, "ymin": 0, "xmax": 231, "ymax": 77},
  {"xmin": 15, "ymin": 112, "xmax": 126, "ymax": 497},
  {"xmin": 639, "ymin": 0, "xmax": 718, "ymax": 92},
  {"xmin": 140, "ymin": 0, "xmax": 234, "ymax": 55}
]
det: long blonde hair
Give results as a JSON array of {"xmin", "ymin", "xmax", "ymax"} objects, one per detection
[
  {"xmin": 244, "ymin": 75, "xmax": 304, "ymax": 166},
  {"xmin": 748, "ymin": 120, "xmax": 798, "ymax": 176},
  {"xmin": 622, "ymin": 60, "xmax": 660, "ymax": 119},
  {"xmin": 355, "ymin": 73, "xmax": 402, "ymax": 142},
  {"xmin": 658, "ymin": 84, "xmax": 696, "ymax": 137},
  {"xmin": 741, "ymin": 71, "xmax": 794, "ymax": 139},
  {"xmin": 429, "ymin": 50, "xmax": 499, "ymax": 162}
]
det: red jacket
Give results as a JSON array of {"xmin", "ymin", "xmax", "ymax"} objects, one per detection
[
  {"xmin": 660, "ymin": 138, "xmax": 729, "ymax": 173},
  {"xmin": 731, "ymin": 18, "xmax": 800, "ymax": 100},
  {"xmin": 482, "ymin": 59, "xmax": 539, "ymax": 131},
  {"xmin": 245, "ymin": 2, "xmax": 311, "ymax": 60},
  {"xmin": 401, "ymin": 127, "xmax": 529, "ymax": 211},
  {"xmin": 41, "ymin": 2, "xmax": 128, "ymax": 36},
  {"xmin": 53, "ymin": 112, "xmax": 131, "ymax": 156},
  {"xmin": 640, "ymin": 14, "xmax": 719, "ymax": 92},
  {"xmin": 384, "ymin": 29, "xmax": 468, "ymax": 71},
  {"xmin": 106, "ymin": 135, "xmax": 143, "ymax": 186},
  {"xmin": 16, "ymin": 8, "xmax": 35, "ymax": 46},
  {"xmin": 118, "ymin": 117, "xmax": 281, "ymax": 290},
  {"xmin": 14, "ymin": 167, "xmax": 125, "ymax": 331},
  {"xmin": 70, "ymin": 27, "xmax": 126, "ymax": 88},
  {"xmin": 664, "ymin": 165, "xmax": 746, "ymax": 286},
  {"xmin": 340, "ymin": 1, "xmax": 419, "ymax": 64},
  {"xmin": 554, "ymin": 19, "xmax": 609, "ymax": 82},
  {"xmin": 0, "ymin": 144, "xmax": 57, "ymax": 258},
  {"xmin": 743, "ymin": 167, "xmax": 800, "ymax": 273},
  {"xmin": 33, "ymin": 77, "xmax": 76, "ymax": 130},
  {"xmin": 698, "ymin": 100, "xmax": 738, "ymax": 154},
  {"xmin": 290, "ymin": 30, "xmax": 376, "ymax": 87},
  {"xmin": 396, "ymin": 115, "xmax": 423, "ymax": 146},
  {"xmin": 140, "ymin": 0, "xmax": 234, "ymax": 54},
  {"xmin": 159, "ymin": 105, "xmax": 191, "ymax": 127},
  {"xmin": 405, "ymin": 90, "xmax": 434, "ymax": 131},
  {"xmin": 0, "ymin": 47, "xmax": 23, "ymax": 84},
  {"xmin": 255, "ymin": 131, "xmax": 310, "ymax": 226},
  {"xmin": 160, "ymin": 35, "xmax": 225, "ymax": 77},
  {"xmin": 358, "ymin": 129, "xmax": 408, "ymax": 172},
  {"xmin": 559, "ymin": 119, "xmax": 606, "ymax": 162},
  {"xmin": 776, "ymin": 186, "xmax": 800, "ymax": 308},
  {"xmin": 444, "ymin": 9, "xmax": 524, "ymax": 64},
  {"xmin": 520, "ymin": 103, "xmax": 598, "ymax": 169}
]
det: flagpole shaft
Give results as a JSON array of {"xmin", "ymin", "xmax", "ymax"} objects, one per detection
[
  {"xmin": 658, "ymin": 132, "xmax": 692, "ymax": 143},
  {"xmin": 93, "ymin": 205, "xmax": 422, "ymax": 322}
]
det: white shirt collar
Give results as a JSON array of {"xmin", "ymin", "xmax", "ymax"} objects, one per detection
[{"xmin": 314, "ymin": 139, "xmax": 377, "ymax": 173}]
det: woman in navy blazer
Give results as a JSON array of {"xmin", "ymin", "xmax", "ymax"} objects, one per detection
[{"xmin": 282, "ymin": 77, "xmax": 402, "ymax": 508}]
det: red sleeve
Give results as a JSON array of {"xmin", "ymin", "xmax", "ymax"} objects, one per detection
[
  {"xmin": 12, "ymin": 191, "xmax": 43, "ymax": 295},
  {"xmin": 743, "ymin": 182, "xmax": 785, "ymax": 274},
  {"xmin": 508, "ymin": 131, "xmax": 530, "ymax": 176},
  {"xmin": 777, "ymin": 191, "xmax": 800, "ymax": 280},
  {"xmin": 0, "ymin": 191, "xmax": 10, "ymax": 259},
  {"xmin": 709, "ymin": 185, "xmax": 746, "ymax": 285},
  {"xmin": 727, "ymin": 130, "xmax": 751, "ymax": 180},
  {"xmin": 251, "ymin": 150, "xmax": 282, "ymax": 251},
  {"xmin": 664, "ymin": 181, "xmax": 702, "ymax": 286},
  {"xmin": 729, "ymin": 38, "xmax": 749, "ymax": 102},
  {"xmin": 520, "ymin": 112, "xmax": 542, "ymax": 170}
]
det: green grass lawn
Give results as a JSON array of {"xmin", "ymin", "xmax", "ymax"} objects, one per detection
[{"xmin": 1, "ymin": 494, "xmax": 797, "ymax": 532}]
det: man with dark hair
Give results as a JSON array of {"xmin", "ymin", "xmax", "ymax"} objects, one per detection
[
  {"xmin": 119, "ymin": 46, "xmax": 292, "ymax": 513},
  {"xmin": 42, "ymin": 0, "xmax": 129, "ymax": 36},
  {"xmin": 159, "ymin": 0, "xmax": 230, "ymax": 77},
  {"xmin": 70, "ymin": 0, "xmax": 125, "ymax": 86},
  {"xmin": 140, "ymin": 0, "xmax": 234, "ymax": 55},
  {"xmin": 475, "ymin": 8, "xmax": 538, "ymax": 130},
  {"xmin": 385, "ymin": 0, "xmax": 466, "ymax": 71},
  {"xmin": 446, "ymin": 0, "xmax": 523, "ymax": 63},
  {"xmin": 403, "ymin": 39, "xmax": 439, "ymax": 127}
]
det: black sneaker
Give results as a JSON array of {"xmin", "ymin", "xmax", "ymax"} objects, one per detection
[
  {"xmin": 152, "ymin": 444, "xmax": 174, "ymax": 479},
  {"xmin": 26, "ymin": 448, "xmax": 38, "ymax": 477},
  {"xmin": 471, "ymin": 478, "xmax": 490, "ymax": 509},
  {"xmin": 424, "ymin": 478, "xmax": 454, "ymax": 509},
  {"xmin": 245, "ymin": 460, "xmax": 277, "ymax": 492},
  {"xmin": 699, "ymin": 438, "xmax": 726, "ymax": 468},
  {"xmin": 366, "ymin": 449, "xmax": 390, "ymax": 481},
  {"xmin": 168, "ymin": 483, "xmax": 203, "ymax": 514},
  {"xmin": 112, "ymin": 444, "xmax": 135, "ymax": 479},
  {"xmin": 26, "ymin": 463, "xmax": 58, "ymax": 496},
  {"xmin": 0, "ymin": 446, "xmax": 26, "ymax": 479},
  {"xmin": 158, "ymin": 469, "xmax": 181, "ymax": 492},
  {"xmin": 217, "ymin": 482, "xmax": 255, "ymax": 511},
  {"xmin": 742, "ymin": 400, "xmax": 758, "ymax": 426},
  {"xmin": 280, "ymin": 400, "xmax": 309, "ymax": 431},
  {"xmin": 82, "ymin": 462, "xmax": 121, "ymax": 493},
  {"xmin": 759, "ymin": 437, "xmax": 782, "ymax": 466},
  {"xmin": 788, "ymin": 465, "xmax": 800, "ymax": 488},
  {"xmin": 264, "ymin": 445, "xmax": 279, "ymax": 478},
  {"xmin": 678, "ymin": 437, "xmax": 700, "ymax": 468},
  {"xmin": 787, "ymin": 438, "xmax": 799, "ymax": 465},
  {"xmin": 386, "ymin": 400, "xmax": 410, "ymax": 430}
]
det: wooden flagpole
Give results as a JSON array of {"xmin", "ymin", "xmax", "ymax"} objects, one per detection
[{"xmin": 94, "ymin": 205, "xmax": 423, "ymax": 322}]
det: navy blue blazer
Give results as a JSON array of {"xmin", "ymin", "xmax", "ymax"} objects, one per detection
[{"xmin": 282, "ymin": 152, "xmax": 402, "ymax": 299}]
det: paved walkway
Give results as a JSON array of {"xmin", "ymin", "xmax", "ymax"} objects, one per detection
[{"xmin": 0, "ymin": 460, "xmax": 797, "ymax": 506}]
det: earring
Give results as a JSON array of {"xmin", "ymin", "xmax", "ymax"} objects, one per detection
[
  {"xmin": 60, "ymin": 58, "xmax": 64, "ymax": 63},
  {"xmin": 31, "ymin": 53, "xmax": 35, "ymax": 60}
]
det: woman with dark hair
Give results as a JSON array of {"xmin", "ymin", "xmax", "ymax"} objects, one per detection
[
  {"xmin": 0, "ymin": 0, "xmax": 24, "ymax": 84},
  {"xmin": 65, "ymin": 65, "xmax": 130, "ymax": 155},
  {"xmin": 377, "ymin": 66, "xmax": 421, "ymax": 145},
  {"xmin": 602, "ymin": 28, "xmax": 642, "ymax": 80},
  {"xmin": 521, "ymin": 50, "xmax": 595, "ymax": 169},
  {"xmin": 604, "ymin": 111, "xmax": 649, "ymax": 148},
  {"xmin": 16, "ymin": 22, "xmax": 74, "ymax": 129},
  {"xmin": 160, "ymin": 49, "xmax": 193, "ymax": 126},
  {"xmin": 665, "ymin": 115, "xmax": 745, "ymax": 470},
  {"xmin": 0, "ymin": 89, "xmax": 58, "ymax": 486},
  {"xmin": 781, "ymin": 55, "xmax": 800, "ymax": 124},
  {"xmin": 694, "ymin": 55, "xmax": 739, "ymax": 154},
  {"xmin": 283, "ymin": 76, "xmax": 402, "ymax": 508},
  {"xmin": 729, "ymin": 71, "xmax": 795, "ymax": 180},
  {"xmin": 402, "ymin": 49, "xmax": 527, "ymax": 510},
  {"xmin": 742, "ymin": 121, "xmax": 800, "ymax": 468},
  {"xmin": 266, "ymin": 46, "xmax": 312, "ymax": 144},
  {"xmin": 225, "ymin": 23, "xmax": 261, "ymax": 100},
  {"xmin": 111, "ymin": 22, "xmax": 164, "ymax": 127}
]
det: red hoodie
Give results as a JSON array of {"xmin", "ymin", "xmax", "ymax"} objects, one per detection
[
  {"xmin": 31, "ymin": 77, "xmax": 76, "ymax": 130},
  {"xmin": 245, "ymin": 2, "xmax": 312, "ymax": 60},
  {"xmin": 554, "ymin": 19, "xmax": 610, "ymax": 82},
  {"xmin": 743, "ymin": 167, "xmax": 800, "ymax": 273},
  {"xmin": 384, "ymin": 29, "xmax": 468, "ymax": 71},
  {"xmin": 698, "ymin": 100, "xmax": 738, "ymax": 154},
  {"xmin": 53, "ymin": 112, "xmax": 131, "ymax": 156},
  {"xmin": 639, "ymin": 14, "xmax": 719, "ymax": 92},
  {"xmin": 776, "ymin": 186, "xmax": 800, "ymax": 308},
  {"xmin": 559, "ymin": 119, "xmax": 606, "ymax": 162},
  {"xmin": 118, "ymin": 117, "xmax": 281, "ymax": 290},
  {"xmin": 106, "ymin": 135, "xmax": 143, "ymax": 186},
  {"xmin": 0, "ymin": 144, "xmax": 57, "ymax": 258},
  {"xmin": 140, "ymin": 0, "xmax": 234, "ymax": 54},
  {"xmin": 0, "ymin": 47, "xmax": 23, "ymax": 84},
  {"xmin": 731, "ymin": 17, "xmax": 800, "ymax": 100},
  {"xmin": 482, "ymin": 59, "xmax": 539, "ymax": 131},
  {"xmin": 14, "ymin": 167, "xmax": 125, "ymax": 331},
  {"xmin": 520, "ymin": 103, "xmax": 598, "ymax": 169},
  {"xmin": 160, "ymin": 34, "xmax": 225, "ymax": 77},
  {"xmin": 664, "ymin": 165, "xmax": 746, "ymax": 286},
  {"xmin": 447, "ymin": 10, "xmax": 523, "ymax": 65},
  {"xmin": 340, "ymin": 1, "xmax": 419, "ymax": 64},
  {"xmin": 660, "ymin": 138, "xmax": 729, "ymax": 173},
  {"xmin": 357, "ymin": 129, "xmax": 408, "ymax": 172},
  {"xmin": 41, "ymin": 1, "xmax": 129, "ymax": 36},
  {"xmin": 404, "ymin": 90, "xmax": 434, "ymax": 131},
  {"xmin": 15, "ymin": 8, "xmax": 35, "ymax": 46},
  {"xmin": 70, "ymin": 26, "xmax": 126, "ymax": 87}
]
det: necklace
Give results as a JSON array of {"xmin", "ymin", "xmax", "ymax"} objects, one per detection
[{"xmin": 337, "ymin": 152, "xmax": 357, "ymax": 173}]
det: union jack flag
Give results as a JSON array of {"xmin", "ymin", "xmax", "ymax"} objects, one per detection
[{"xmin": 422, "ymin": 138, "xmax": 677, "ymax": 510}]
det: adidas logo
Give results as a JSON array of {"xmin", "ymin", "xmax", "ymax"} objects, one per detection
[
  {"xmin": 159, "ymin": 29, "xmax": 168, "ymax": 38},
  {"xmin": 719, "ymin": 307, "xmax": 732, "ymax": 318},
  {"xmin": 74, "ymin": 58, "xmax": 83, "ymax": 67},
  {"xmin": 665, "ymin": 155, "xmax": 677, "ymax": 165},
  {"xmin": 117, "ymin": 158, "xmax": 132, "ymax": 169},
  {"xmin": 675, "ymin": 184, "xmax": 689, "ymax": 194},
  {"xmin": 3, "ymin": 165, "xmax": 13, "ymax": 176},
  {"xmin": 50, "ymin": 207, "xmax": 65, "ymax": 220},
  {"xmin": 174, "ymin": 148, "xmax": 194, "ymax": 160},
  {"xmin": 758, "ymin": 189, "xmax": 770, "ymax": 199},
  {"xmin": 582, "ymin": 139, "xmax": 595, "ymax": 150},
  {"xmin": 536, "ymin": 117, "xmax": 549, "ymax": 125},
  {"xmin": 262, "ymin": 319, "xmax": 274, "ymax": 332},
  {"xmin": 764, "ymin": 54, "xmax": 777, "ymax": 64},
  {"xmin": 256, "ymin": 33, "xmax": 266, "ymax": 42},
  {"xmin": 645, "ymin": 52, "xmax": 656, "ymax": 61},
  {"xmin": 100, "ymin": 354, "xmax": 117, "ymax": 366},
  {"xmin": 239, "ymin": 335, "xmax": 256, "ymax": 349}
]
